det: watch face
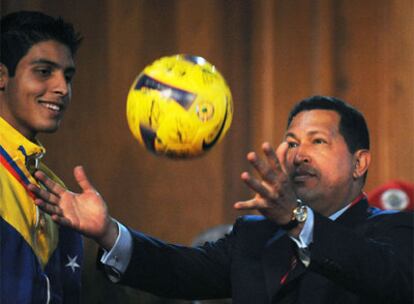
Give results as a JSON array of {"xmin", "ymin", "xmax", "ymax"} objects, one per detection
[{"xmin": 293, "ymin": 206, "xmax": 308, "ymax": 222}]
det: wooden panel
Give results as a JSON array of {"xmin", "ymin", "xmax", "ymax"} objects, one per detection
[
  {"xmin": 375, "ymin": 0, "xmax": 414, "ymax": 184},
  {"xmin": 330, "ymin": 0, "xmax": 414, "ymax": 189},
  {"xmin": 253, "ymin": 0, "xmax": 335, "ymax": 147},
  {"xmin": 218, "ymin": 0, "xmax": 256, "ymax": 220}
]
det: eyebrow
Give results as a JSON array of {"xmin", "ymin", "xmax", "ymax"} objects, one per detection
[
  {"xmin": 30, "ymin": 59, "xmax": 76, "ymax": 74},
  {"xmin": 285, "ymin": 132, "xmax": 297, "ymax": 140},
  {"xmin": 285, "ymin": 130, "xmax": 329, "ymax": 139}
]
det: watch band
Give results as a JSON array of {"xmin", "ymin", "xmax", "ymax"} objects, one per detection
[
  {"xmin": 279, "ymin": 199, "xmax": 307, "ymax": 230},
  {"xmin": 279, "ymin": 217, "xmax": 301, "ymax": 230}
]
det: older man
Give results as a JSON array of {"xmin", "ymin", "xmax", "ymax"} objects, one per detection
[{"xmin": 30, "ymin": 96, "xmax": 413, "ymax": 303}]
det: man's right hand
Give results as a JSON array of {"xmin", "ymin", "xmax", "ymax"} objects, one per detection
[{"xmin": 28, "ymin": 166, "xmax": 119, "ymax": 250}]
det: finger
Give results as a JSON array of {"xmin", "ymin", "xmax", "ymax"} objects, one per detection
[
  {"xmin": 33, "ymin": 170, "xmax": 65, "ymax": 196},
  {"xmin": 262, "ymin": 142, "xmax": 283, "ymax": 173},
  {"xmin": 246, "ymin": 152, "xmax": 278, "ymax": 183},
  {"xmin": 241, "ymin": 172, "xmax": 273, "ymax": 199},
  {"xmin": 234, "ymin": 197, "xmax": 266, "ymax": 210},
  {"xmin": 51, "ymin": 214, "xmax": 72, "ymax": 226},
  {"xmin": 34, "ymin": 198, "xmax": 64, "ymax": 216},
  {"xmin": 74, "ymin": 166, "xmax": 95, "ymax": 192},
  {"xmin": 28, "ymin": 183, "xmax": 60, "ymax": 205},
  {"xmin": 275, "ymin": 141, "xmax": 289, "ymax": 174}
]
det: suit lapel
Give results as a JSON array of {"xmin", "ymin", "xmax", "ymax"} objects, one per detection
[
  {"xmin": 261, "ymin": 198, "xmax": 370, "ymax": 302},
  {"xmin": 335, "ymin": 198, "xmax": 369, "ymax": 228},
  {"xmin": 262, "ymin": 230, "xmax": 306, "ymax": 301}
]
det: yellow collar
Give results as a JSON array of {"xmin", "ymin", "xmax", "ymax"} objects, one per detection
[{"xmin": 0, "ymin": 116, "xmax": 46, "ymax": 163}]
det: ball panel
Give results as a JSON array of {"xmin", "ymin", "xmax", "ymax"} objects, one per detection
[
  {"xmin": 201, "ymin": 97, "xmax": 230, "ymax": 151},
  {"xmin": 139, "ymin": 124, "xmax": 157, "ymax": 153},
  {"xmin": 135, "ymin": 74, "xmax": 196, "ymax": 110}
]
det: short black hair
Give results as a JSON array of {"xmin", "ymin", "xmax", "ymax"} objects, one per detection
[
  {"xmin": 287, "ymin": 95, "xmax": 370, "ymax": 154},
  {"xmin": 1, "ymin": 11, "xmax": 82, "ymax": 76}
]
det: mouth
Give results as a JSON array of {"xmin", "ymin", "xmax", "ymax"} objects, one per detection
[
  {"xmin": 293, "ymin": 174, "xmax": 315, "ymax": 182},
  {"xmin": 39, "ymin": 101, "xmax": 64, "ymax": 113},
  {"xmin": 291, "ymin": 168, "xmax": 318, "ymax": 183}
]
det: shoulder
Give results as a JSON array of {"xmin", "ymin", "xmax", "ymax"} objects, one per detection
[
  {"xmin": 361, "ymin": 208, "xmax": 414, "ymax": 242},
  {"xmin": 367, "ymin": 207, "xmax": 414, "ymax": 226}
]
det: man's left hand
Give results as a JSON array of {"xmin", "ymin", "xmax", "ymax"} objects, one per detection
[{"xmin": 234, "ymin": 142, "xmax": 300, "ymax": 230}]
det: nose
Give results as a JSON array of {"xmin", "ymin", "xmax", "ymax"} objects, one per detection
[
  {"xmin": 52, "ymin": 72, "xmax": 70, "ymax": 97},
  {"xmin": 293, "ymin": 145, "xmax": 311, "ymax": 165}
]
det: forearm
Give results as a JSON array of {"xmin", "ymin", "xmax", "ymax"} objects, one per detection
[{"xmin": 119, "ymin": 229, "xmax": 232, "ymax": 300}]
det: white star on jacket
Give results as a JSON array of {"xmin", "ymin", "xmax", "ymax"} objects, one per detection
[{"xmin": 65, "ymin": 255, "xmax": 80, "ymax": 273}]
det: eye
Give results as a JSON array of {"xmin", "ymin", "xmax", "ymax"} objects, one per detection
[
  {"xmin": 313, "ymin": 138, "xmax": 327, "ymax": 144},
  {"xmin": 64, "ymin": 73, "xmax": 74, "ymax": 84},
  {"xmin": 64, "ymin": 68, "xmax": 76, "ymax": 84},
  {"xmin": 35, "ymin": 67, "xmax": 52, "ymax": 77},
  {"xmin": 287, "ymin": 141, "xmax": 299, "ymax": 149}
]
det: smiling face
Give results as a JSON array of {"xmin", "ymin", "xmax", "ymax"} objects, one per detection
[
  {"xmin": 284, "ymin": 109, "xmax": 366, "ymax": 216},
  {"xmin": 0, "ymin": 40, "xmax": 75, "ymax": 141}
]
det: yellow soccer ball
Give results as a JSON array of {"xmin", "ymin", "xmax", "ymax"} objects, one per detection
[{"xmin": 126, "ymin": 55, "xmax": 233, "ymax": 158}]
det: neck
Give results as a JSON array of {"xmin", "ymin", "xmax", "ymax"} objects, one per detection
[
  {"xmin": 0, "ymin": 113, "xmax": 37, "ymax": 142},
  {"xmin": 306, "ymin": 183, "xmax": 364, "ymax": 217}
]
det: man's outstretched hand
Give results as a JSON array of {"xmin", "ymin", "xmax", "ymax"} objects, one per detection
[
  {"xmin": 28, "ymin": 166, "xmax": 118, "ymax": 250},
  {"xmin": 234, "ymin": 142, "xmax": 303, "ymax": 236}
]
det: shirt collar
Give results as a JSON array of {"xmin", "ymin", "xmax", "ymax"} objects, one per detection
[
  {"xmin": 329, "ymin": 192, "xmax": 367, "ymax": 220},
  {"xmin": 0, "ymin": 116, "xmax": 46, "ymax": 165}
]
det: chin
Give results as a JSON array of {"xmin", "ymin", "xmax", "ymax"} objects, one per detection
[
  {"xmin": 39, "ymin": 123, "xmax": 61, "ymax": 134},
  {"xmin": 295, "ymin": 188, "xmax": 319, "ymax": 204}
]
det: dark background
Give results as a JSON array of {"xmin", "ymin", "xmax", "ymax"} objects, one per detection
[{"xmin": 2, "ymin": 0, "xmax": 413, "ymax": 302}]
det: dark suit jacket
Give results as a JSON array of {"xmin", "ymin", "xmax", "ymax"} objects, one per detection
[{"xmin": 118, "ymin": 199, "xmax": 413, "ymax": 303}]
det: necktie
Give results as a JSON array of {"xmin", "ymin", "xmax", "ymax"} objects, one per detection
[
  {"xmin": 280, "ymin": 256, "xmax": 298, "ymax": 285},
  {"xmin": 275, "ymin": 256, "xmax": 301, "ymax": 304}
]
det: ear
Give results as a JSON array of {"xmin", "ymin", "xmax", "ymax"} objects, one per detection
[
  {"xmin": 0, "ymin": 64, "xmax": 9, "ymax": 91},
  {"xmin": 352, "ymin": 149, "xmax": 371, "ymax": 179}
]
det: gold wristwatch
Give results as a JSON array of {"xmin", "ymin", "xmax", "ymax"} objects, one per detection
[{"xmin": 280, "ymin": 199, "xmax": 308, "ymax": 230}]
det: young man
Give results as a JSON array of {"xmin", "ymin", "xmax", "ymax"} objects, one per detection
[
  {"xmin": 30, "ymin": 96, "xmax": 413, "ymax": 303},
  {"xmin": 0, "ymin": 11, "xmax": 83, "ymax": 303}
]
